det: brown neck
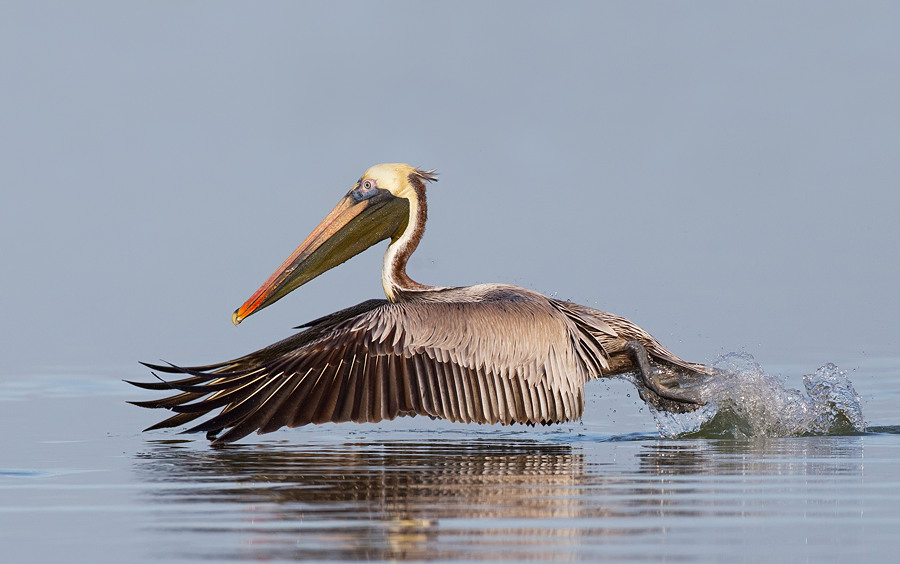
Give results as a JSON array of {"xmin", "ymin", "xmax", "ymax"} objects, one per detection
[{"xmin": 382, "ymin": 174, "xmax": 434, "ymax": 301}]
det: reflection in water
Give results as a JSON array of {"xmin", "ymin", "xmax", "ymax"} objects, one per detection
[
  {"xmin": 138, "ymin": 440, "xmax": 610, "ymax": 561},
  {"xmin": 134, "ymin": 435, "xmax": 870, "ymax": 562}
]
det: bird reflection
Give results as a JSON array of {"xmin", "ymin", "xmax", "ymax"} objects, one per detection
[
  {"xmin": 134, "ymin": 436, "xmax": 865, "ymax": 562},
  {"xmin": 135, "ymin": 439, "xmax": 642, "ymax": 561},
  {"xmin": 138, "ymin": 440, "xmax": 592, "ymax": 519}
]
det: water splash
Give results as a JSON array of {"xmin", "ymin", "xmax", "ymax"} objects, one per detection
[{"xmin": 650, "ymin": 352, "xmax": 866, "ymax": 439}]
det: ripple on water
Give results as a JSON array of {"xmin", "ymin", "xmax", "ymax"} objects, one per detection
[{"xmin": 650, "ymin": 352, "xmax": 867, "ymax": 439}]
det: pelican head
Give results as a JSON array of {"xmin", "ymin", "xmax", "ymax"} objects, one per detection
[{"xmin": 232, "ymin": 163, "xmax": 436, "ymax": 325}]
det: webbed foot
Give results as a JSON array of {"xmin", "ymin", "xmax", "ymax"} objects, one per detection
[{"xmin": 624, "ymin": 340, "xmax": 704, "ymax": 406}]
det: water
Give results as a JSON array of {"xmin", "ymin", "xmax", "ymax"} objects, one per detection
[
  {"xmin": 2, "ymin": 356, "xmax": 900, "ymax": 563},
  {"xmin": 649, "ymin": 353, "xmax": 868, "ymax": 439}
]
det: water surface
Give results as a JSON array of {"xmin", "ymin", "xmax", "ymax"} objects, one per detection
[{"xmin": 2, "ymin": 356, "xmax": 899, "ymax": 563}]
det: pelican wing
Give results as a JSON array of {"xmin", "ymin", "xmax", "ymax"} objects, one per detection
[{"xmin": 131, "ymin": 287, "xmax": 612, "ymax": 443}]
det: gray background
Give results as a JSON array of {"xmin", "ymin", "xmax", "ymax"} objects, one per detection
[{"xmin": 3, "ymin": 1, "xmax": 898, "ymax": 379}]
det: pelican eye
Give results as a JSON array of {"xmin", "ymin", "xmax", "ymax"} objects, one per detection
[{"xmin": 353, "ymin": 178, "xmax": 378, "ymax": 200}]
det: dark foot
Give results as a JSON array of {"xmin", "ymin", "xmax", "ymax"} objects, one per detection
[
  {"xmin": 624, "ymin": 340, "xmax": 703, "ymax": 405},
  {"xmin": 206, "ymin": 429, "xmax": 221, "ymax": 442}
]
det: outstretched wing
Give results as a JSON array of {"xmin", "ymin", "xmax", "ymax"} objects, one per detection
[{"xmin": 129, "ymin": 291, "xmax": 610, "ymax": 444}]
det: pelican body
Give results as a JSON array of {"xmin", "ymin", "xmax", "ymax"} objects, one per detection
[{"xmin": 131, "ymin": 164, "xmax": 709, "ymax": 444}]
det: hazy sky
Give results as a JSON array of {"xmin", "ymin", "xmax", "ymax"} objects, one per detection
[{"xmin": 2, "ymin": 1, "xmax": 899, "ymax": 379}]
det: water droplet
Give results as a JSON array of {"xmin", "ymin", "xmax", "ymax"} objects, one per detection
[{"xmin": 640, "ymin": 352, "xmax": 866, "ymax": 439}]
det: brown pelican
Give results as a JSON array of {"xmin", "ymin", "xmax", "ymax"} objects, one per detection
[{"xmin": 130, "ymin": 163, "xmax": 710, "ymax": 443}]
